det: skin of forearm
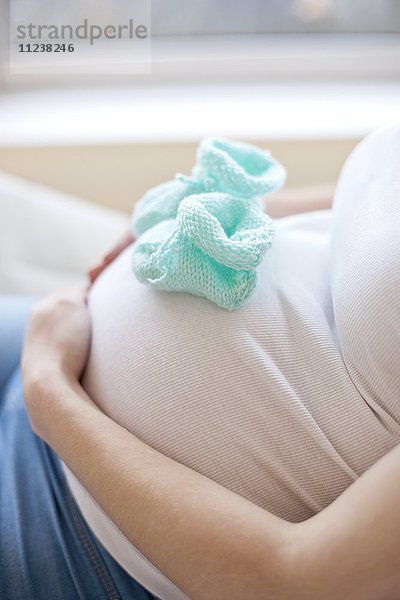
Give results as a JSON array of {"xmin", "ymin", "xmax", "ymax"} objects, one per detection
[
  {"xmin": 30, "ymin": 371, "xmax": 400, "ymax": 600},
  {"xmin": 34, "ymin": 372, "xmax": 300, "ymax": 600},
  {"xmin": 295, "ymin": 441, "xmax": 400, "ymax": 600},
  {"xmin": 264, "ymin": 183, "xmax": 336, "ymax": 218}
]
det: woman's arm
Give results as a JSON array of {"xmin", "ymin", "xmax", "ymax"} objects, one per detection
[
  {"xmin": 264, "ymin": 183, "xmax": 335, "ymax": 218},
  {"xmin": 22, "ymin": 288, "xmax": 400, "ymax": 600},
  {"xmin": 29, "ymin": 374, "xmax": 297, "ymax": 600},
  {"xmin": 296, "ymin": 442, "xmax": 400, "ymax": 600},
  {"xmin": 22, "ymin": 288, "xmax": 295, "ymax": 599}
]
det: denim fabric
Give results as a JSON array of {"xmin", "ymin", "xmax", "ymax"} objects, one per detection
[{"xmin": 0, "ymin": 296, "xmax": 155, "ymax": 600}]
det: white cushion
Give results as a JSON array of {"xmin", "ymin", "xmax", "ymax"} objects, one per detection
[{"xmin": 0, "ymin": 171, "xmax": 128, "ymax": 295}]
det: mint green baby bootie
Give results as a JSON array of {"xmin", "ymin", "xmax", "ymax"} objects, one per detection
[
  {"xmin": 192, "ymin": 137, "xmax": 286, "ymax": 198},
  {"xmin": 131, "ymin": 138, "xmax": 286, "ymax": 310},
  {"xmin": 133, "ymin": 137, "xmax": 286, "ymax": 236}
]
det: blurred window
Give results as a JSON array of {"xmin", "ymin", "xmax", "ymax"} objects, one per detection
[
  {"xmin": 1, "ymin": 0, "xmax": 399, "ymax": 89},
  {"xmin": 11, "ymin": 0, "xmax": 400, "ymax": 35},
  {"xmin": 150, "ymin": 0, "xmax": 400, "ymax": 35}
]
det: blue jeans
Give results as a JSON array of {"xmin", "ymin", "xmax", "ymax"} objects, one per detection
[{"xmin": 0, "ymin": 296, "xmax": 156, "ymax": 600}]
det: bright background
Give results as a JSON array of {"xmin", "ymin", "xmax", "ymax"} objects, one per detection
[{"xmin": 0, "ymin": 0, "xmax": 399, "ymax": 212}]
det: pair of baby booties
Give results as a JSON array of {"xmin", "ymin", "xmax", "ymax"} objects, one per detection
[{"xmin": 131, "ymin": 137, "xmax": 286, "ymax": 310}]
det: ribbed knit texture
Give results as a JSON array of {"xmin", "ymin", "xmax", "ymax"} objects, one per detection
[
  {"xmin": 131, "ymin": 137, "xmax": 286, "ymax": 310},
  {"xmin": 62, "ymin": 125, "xmax": 400, "ymax": 600},
  {"xmin": 331, "ymin": 124, "xmax": 400, "ymax": 433}
]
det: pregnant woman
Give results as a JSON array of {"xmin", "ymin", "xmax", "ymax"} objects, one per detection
[{"xmin": 2, "ymin": 124, "xmax": 400, "ymax": 600}]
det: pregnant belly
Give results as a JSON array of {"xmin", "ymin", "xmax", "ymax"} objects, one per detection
[
  {"xmin": 64, "ymin": 215, "xmax": 397, "ymax": 599},
  {"xmin": 83, "ymin": 231, "xmax": 394, "ymax": 518}
]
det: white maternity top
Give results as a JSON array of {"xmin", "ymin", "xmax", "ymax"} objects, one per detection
[{"xmin": 61, "ymin": 124, "xmax": 400, "ymax": 600}]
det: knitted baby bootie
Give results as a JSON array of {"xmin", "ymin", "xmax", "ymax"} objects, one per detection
[
  {"xmin": 133, "ymin": 138, "xmax": 286, "ymax": 236},
  {"xmin": 192, "ymin": 137, "xmax": 287, "ymax": 198},
  {"xmin": 131, "ymin": 138, "xmax": 286, "ymax": 310}
]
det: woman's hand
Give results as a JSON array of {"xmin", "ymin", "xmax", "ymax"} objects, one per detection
[
  {"xmin": 88, "ymin": 228, "xmax": 134, "ymax": 284},
  {"xmin": 22, "ymin": 286, "xmax": 90, "ymax": 382},
  {"xmin": 18, "ymin": 292, "xmax": 400, "ymax": 600},
  {"xmin": 21, "ymin": 286, "xmax": 92, "ymax": 439}
]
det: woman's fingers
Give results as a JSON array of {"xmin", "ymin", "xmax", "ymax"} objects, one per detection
[
  {"xmin": 88, "ymin": 229, "xmax": 135, "ymax": 285},
  {"xmin": 88, "ymin": 261, "xmax": 106, "ymax": 284},
  {"xmin": 22, "ymin": 284, "xmax": 92, "ymax": 390},
  {"xmin": 36, "ymin": 285, "xmax": 88, "ymax": 312}
]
